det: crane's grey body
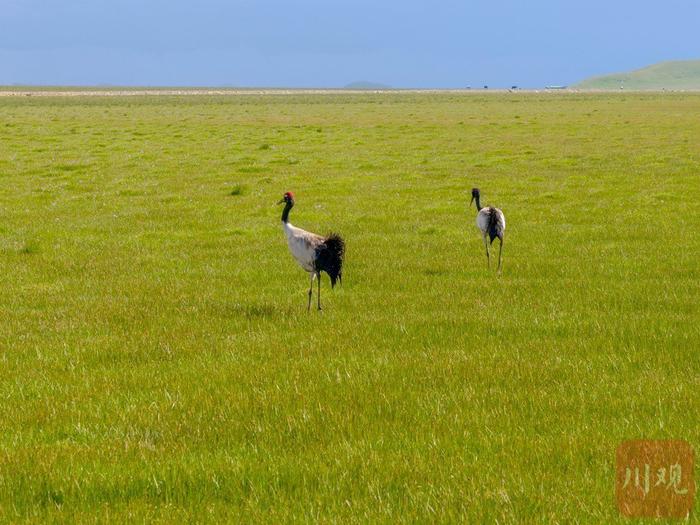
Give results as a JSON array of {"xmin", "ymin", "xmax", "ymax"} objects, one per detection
[
  {"xmin": 476, "ymin": 206, "xmax": 506, "ymax": 243},
  {"xmin": 283, "ymin": 221, "xmax": 324, "ymax": 273}
]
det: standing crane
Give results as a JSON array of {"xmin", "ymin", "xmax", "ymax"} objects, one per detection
[
  {"xmin": 470, "ymin": 188, "xmax": 506, "ymax": 272},
  {"xmin": 278, "ymin": 192, "xmax": 345, "ymax": 311}
]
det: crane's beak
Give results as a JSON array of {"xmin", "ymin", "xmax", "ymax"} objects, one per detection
[
  {"xmin": 469, "ymin": 196, "xmax": 474, "ymax": 207},
  {"xmin": 277, "ymin": 198, "xmax": 285, "ymax": 205}
]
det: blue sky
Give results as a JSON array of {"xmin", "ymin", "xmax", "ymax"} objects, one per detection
[{"xmin": 1, "ymin": 0, "xmax": 699, "ymax": 88}]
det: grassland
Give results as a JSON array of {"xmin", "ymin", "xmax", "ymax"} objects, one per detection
[{"xmin": 0, "ymin": 92, "xmax": 698, "ymax": 523}]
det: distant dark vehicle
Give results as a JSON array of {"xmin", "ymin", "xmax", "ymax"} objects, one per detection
[
  {"xmin": 511, "ymin": 85, "xmax": 518, "ymax": 90},
  {"xmin": 484, "ymin": 85, "xmax": 488, "ymax": 89}
]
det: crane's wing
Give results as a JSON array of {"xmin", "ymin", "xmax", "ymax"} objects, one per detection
[
  {"xmin": 315, "ymin": 233, "xmax": 345, "ymax": 287},
  {"xmin": 487, "ymin": 208, "xmax": 505, "ymax": 243}
]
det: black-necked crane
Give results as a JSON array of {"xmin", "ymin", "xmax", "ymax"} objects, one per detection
[
  {"xmin": 470, "ymin": 188, "xmax": 506, "ymax": 272},
  {"xmin": 277, "ymin": 192, "xmax": 345, "ymax": 311}
]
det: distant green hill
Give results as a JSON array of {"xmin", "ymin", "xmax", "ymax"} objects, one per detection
[{"xmin": 575, "ymin": 60, "xmax": 700, "ymax": 90}]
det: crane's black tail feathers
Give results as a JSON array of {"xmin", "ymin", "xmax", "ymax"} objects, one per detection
[
  {"xmin": 315, "ymin": 233, "xmax": 345, "ymax": 287},
  {"xmin": 487, "ymin": 208, "xmax": 504, "ymax": 244}
]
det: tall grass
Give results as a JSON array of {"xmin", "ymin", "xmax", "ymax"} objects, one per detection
[{"xmin": 0, "ymin": 92, "xmax": 698, "ymax": 523}]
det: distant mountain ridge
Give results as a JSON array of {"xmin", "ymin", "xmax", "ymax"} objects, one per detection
[
  {"xmin": 575, "ymin": 59, "xmax": 700, "ymax": 90},
  {"xmin": 343, "ymin": 81, "xmax": 391, "ymax": 90}
]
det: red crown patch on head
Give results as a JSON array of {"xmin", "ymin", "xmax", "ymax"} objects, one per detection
[{"xmin": 284, "ymin": 191, "xmax": 294, "ymax": 199}]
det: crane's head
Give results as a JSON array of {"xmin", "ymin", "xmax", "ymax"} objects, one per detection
[
  {"xmin": 470, "ymin": 188, "xmax": 480, "ymax": 206},
  {"xmin": 277, "ymin": 191, "xmax": 295, "ymax": 205}
]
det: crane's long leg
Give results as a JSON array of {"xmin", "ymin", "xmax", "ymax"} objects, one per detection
[
  {"xmin": 307, "ymin": 272, "xmax": 315, "ymax": 312},
  {"xmin": 497, "ymin": 236, "xmax": 504, "ymax": 274},
  {"xmin": 483, "ymin": 234, "xmax": 490, "ymax": 269},
  {"xmin": 317, "ymin": 272, "xmax": 322, "ymax": 311}
]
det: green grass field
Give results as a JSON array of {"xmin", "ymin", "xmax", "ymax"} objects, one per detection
[{"xmin": 0, "ymin": 92, "xmax": 698, "ymax": 522}]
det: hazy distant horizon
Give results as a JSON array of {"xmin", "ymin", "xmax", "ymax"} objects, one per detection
[{"xmin": 2, "ymin": 0, "xmax": 699, "ymax": 88}]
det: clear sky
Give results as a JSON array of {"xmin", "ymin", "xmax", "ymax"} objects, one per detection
[{"xmin": 1, "ymin": 0, "xmax": 699, "ymax": 88}]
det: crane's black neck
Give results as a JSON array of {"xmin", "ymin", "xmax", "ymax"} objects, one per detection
[
  {"xmin": 474, "ymin": 194, "xmax": 483, "ymax": 211},
  {"xmin": 281, "ymin": 201, "xmax": 294, "ymax": 223}
]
